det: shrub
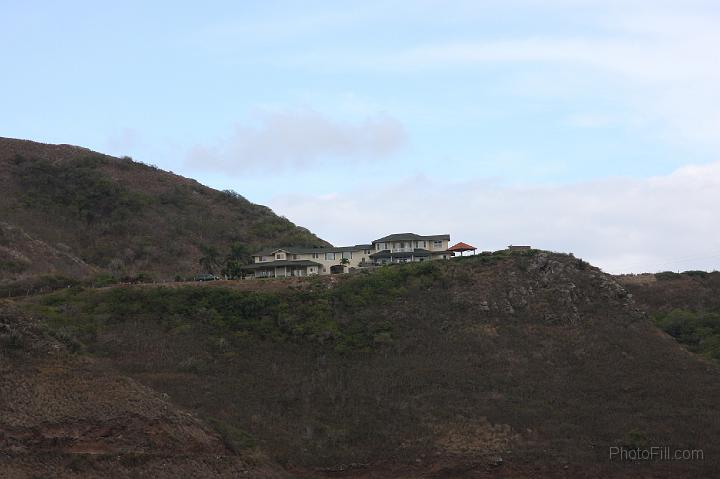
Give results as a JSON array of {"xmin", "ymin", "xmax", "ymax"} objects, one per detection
[
  {"xmin": 208, "ymin": 418, "xmax": 257, "ymax": 452},
  {"xmin": 653, "ymin": 309, "xmax": 720, "ymax": 361},
  {"xmin": 655, "ymin": 271, "xmax": 681, "ymax": 281},
  {"xmin": 91, "ymin": 273, "xmax": 118, "ymax": 287},
  {"xmin": 683, "ymin": 270, "xmax": 709, "ymax": 278},
  {"xmin": 13, "ymin": 155, "xmax": 149, "ymax": 226}
]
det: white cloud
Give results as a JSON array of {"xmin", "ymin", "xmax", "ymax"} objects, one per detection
[
  {"xmin": 269, "ymin": 160, "xmax": 720, "ymax": 274},
  {"xmin": 186, "ymin": 108, "xmax": 406, "ymax": 174},
  {"xmin": 404, "ymin": 11, "xmax": 720, "ymax": 151},
  {"xmin": 288, "ymin": 6, "xmax": 720, "ymax": 155}
]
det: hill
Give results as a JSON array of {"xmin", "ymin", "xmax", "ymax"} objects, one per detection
[
  {"xmin": 618, "ymin": 271, "xmax": 720, "ymax": 363},
  {"xmin": 5, "ymin": 250, "xmax": 720, "ymax": 477},
  {"xmin": 0, "ymin": 300, "xmax": 290, "ymax": 478},
  {"xmin": 0, "ymin": 137, "xmax": 328, "ymax": 286}
]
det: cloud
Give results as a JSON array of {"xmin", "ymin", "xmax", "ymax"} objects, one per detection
[
  {"xmin": 269, "ymin": 160, "xmax": 720, "ymax": 274},
  {"xmin": 186, "ymin": 108, "xmax": 406, "ymax": 174},
  {"xmin": 410, "ymin": 12, "xmax": 720, "ymax": 151},
  {"xmin": 288, "ymin": 6, "xmax": 720, "ymax": 155}
]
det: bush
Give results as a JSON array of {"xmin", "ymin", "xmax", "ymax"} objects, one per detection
[
  {"xmin": 91, "ymin": 273, "xmax": 118, "ymax": 287},
  {"xmin": 683, "ymin": 270, "xmax": 709, "ymax": 278},
  {"xmin": 208, "ymin": 418, "xmax": 257, "ymax": 452},
  {"xmin": 32, "ymin": 262, "xmax": 446, "ymax": 354},
  {"xmin": 13, "ymin": 155, "xmax": 149, "ymax": 226},
  {"xmin": 653, "ymin": 309, "xmax": 720, "ymax": 361},
  {"xmin": 655, "ymin": 271, "xmax": 682, "ymax": 281},
  {"xmin": 0, "ymin": 275, "xmax": 78, "ymax": 297},
  {"xmin": 0, "ymin": 329, "xmax": 24, "ymax": 351}
]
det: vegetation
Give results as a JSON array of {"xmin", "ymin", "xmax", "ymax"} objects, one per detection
[
  {"xmin": 655, "ymin": 271, "xmax": 682, "ymax": 280},
  {"xmin": 221, "ymin": 242, "xmax": 252, "ymax": 278},
  {"xmin": 652, "ymin": 309, "xmax": 720, "ymax": 362},
  {"xmin": 34, "ymin": 261, "xmax": 443, "ymax": 354},
  {"xmin": 0, "ymin": 274, "xmax": 79, "ymax": 298},
  {"xmin": 0, "ymin": 138, "xmax": 328, "ymax": 282},
  {"xmin": 622, "ymin": 270, "xmax": 720, "ymax": 363},
  {"xmin": 13, "ymin": 154, "xmax": 149, "ymax": 227}
]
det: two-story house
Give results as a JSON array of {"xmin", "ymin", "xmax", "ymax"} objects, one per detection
[
  {"xmin": 241, "ymin": 244, "xmax": 374, "ymax": 278},
  {"xmin": 369, "ymin": 233, "xmax": 451, "ymax": 264},
  {"xmin": 241, "ymin": 233, "xmax": 452, "ymax": 279}
]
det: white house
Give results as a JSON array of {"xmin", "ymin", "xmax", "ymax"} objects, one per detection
[{"xmin": 241, "ymin": 233, "xmax": 452, "ymax": 279}]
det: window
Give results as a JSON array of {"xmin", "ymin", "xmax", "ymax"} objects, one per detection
[
  {"xmin": 312, "ymin": 253, "xmax": 319, "ymax": 259},
  {"xmin": 276, "ymin": 253, "xmax": 285, "ymax": 260},
  {"xmin": 364, "ymin": 249, "xmax": 371, "ymax": 254},
  {"xmin": 325, "ymin": 252, "xmax": 336, "ymax": 260},
  {"xmin": 292, "ymin": 254, "xmax": 298, "ymax": 260},
  {"xmin": 342, "ymin": 251, "xmax": 352, "ymax": 259},
  {"xmin": 433, "ymin": 240, "xmax": 443, "ymax": 249}
]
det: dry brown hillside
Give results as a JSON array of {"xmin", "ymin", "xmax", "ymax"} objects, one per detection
[
  {"xmin": 0, "ymin": 301, "xmax": 290, "ymax": 478},
  {"xmin": 5, "ymin": 251, "xmax": 719, "ymax": 478},
  {"xmin": 0, "ymin": 137, "xmax": 328, "ymax": 285}
]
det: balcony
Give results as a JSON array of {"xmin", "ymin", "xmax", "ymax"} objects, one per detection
[{"xmin": 390, "ymin": 247, "xmax": 414, "ymax": 253}]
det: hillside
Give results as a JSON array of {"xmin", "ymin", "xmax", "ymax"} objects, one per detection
[
  {"xmin": 5, "ymin": 250, "xmax": 720, "ymax": 477},
  {"xmin": 0, "ymin": 300, "xmax": 290, "ymax": 478},
  {"xmin": 618, "ymin": 271, "xmax": 720, "ymax": 363},
  {"xmin": 0, "ymin": 137, "xmax": 328, "ymax": 285}
]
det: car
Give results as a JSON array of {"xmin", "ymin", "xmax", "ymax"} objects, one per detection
[{"xmin": 194, "ymin": 274, "xmax": 219, "ymax": 281}]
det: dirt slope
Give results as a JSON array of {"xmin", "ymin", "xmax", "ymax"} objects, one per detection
[{"xmin": 0, "ymin": 301, "xmax": 290, "ymax": 478}]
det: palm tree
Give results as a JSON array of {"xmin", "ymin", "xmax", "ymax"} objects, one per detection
[{"xmin": 199, "ymin": 245, "xmax": 220, "ymax": 274}]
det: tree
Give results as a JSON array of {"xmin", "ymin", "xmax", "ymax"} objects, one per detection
[
  {"xmin": 222, "ymin": 242, "xmax": 252, "ymax": 279},
  {"xmin": 340, "ymin": 258, "xmax": 350, "ymax": 266},
  {"xmin": 199, "ymin": 245, "xmax": 220, "ymax": 274},
  {"xmin": 227, "ymin": 242, "xmax": 251, "ymax": 264},
  {"xmin": 222, "ymin": 260, "xmax": 244, "ymax": 279}
]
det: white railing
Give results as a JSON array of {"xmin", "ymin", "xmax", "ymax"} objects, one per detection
[{"xmin": 390, "ymin": 247, "xmax": 413, "ymax": 253}]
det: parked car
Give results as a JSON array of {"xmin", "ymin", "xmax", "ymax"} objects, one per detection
[{"xmin": 194, "ymin": 274, "xmax": 219, "ymax": 281}]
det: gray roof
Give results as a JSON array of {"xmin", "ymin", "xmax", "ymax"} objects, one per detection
[
  {"xmin": 252, "ymin": 244, "xmax": 372, "ymax": 256},
  {"xmin": 241, "ymin": 260, "xmax": 322, "ymax": 270},
  {"xmin": 370, "ymin": 248, "xmax": 433, "ymax": 259},
  {"xmin": 372, "ymin": 233, "xmax": 450, "ymax": 243}
]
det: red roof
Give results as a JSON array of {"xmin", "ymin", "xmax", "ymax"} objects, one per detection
[{"xmin": 448, "ymin": 241, "xmax": 476, "ymax": 251}]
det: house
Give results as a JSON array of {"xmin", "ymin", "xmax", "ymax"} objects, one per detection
[
  {"xmin": 508, "ymin": 245, "xmax": 532, "ymax": 251},
  {"xmin": 242, "ymin": 244, "xmax": 374, "ymax": 279},
  {"xmin": 369, "ymin": 233, "xmax": 452, "ymax": 264},
  {"xmin": 241, "ymin": 233, "xmax": 453, "ymax": 279}
]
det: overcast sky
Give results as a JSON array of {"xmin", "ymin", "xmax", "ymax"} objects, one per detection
[{"xmin": 2, "ymin": 0, "xmax": 720, "ymax": 273}]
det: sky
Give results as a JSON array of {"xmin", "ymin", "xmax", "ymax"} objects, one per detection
[{"xmin": 2, "ymin": 0, "xmax": 720, "ymax": 273}]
